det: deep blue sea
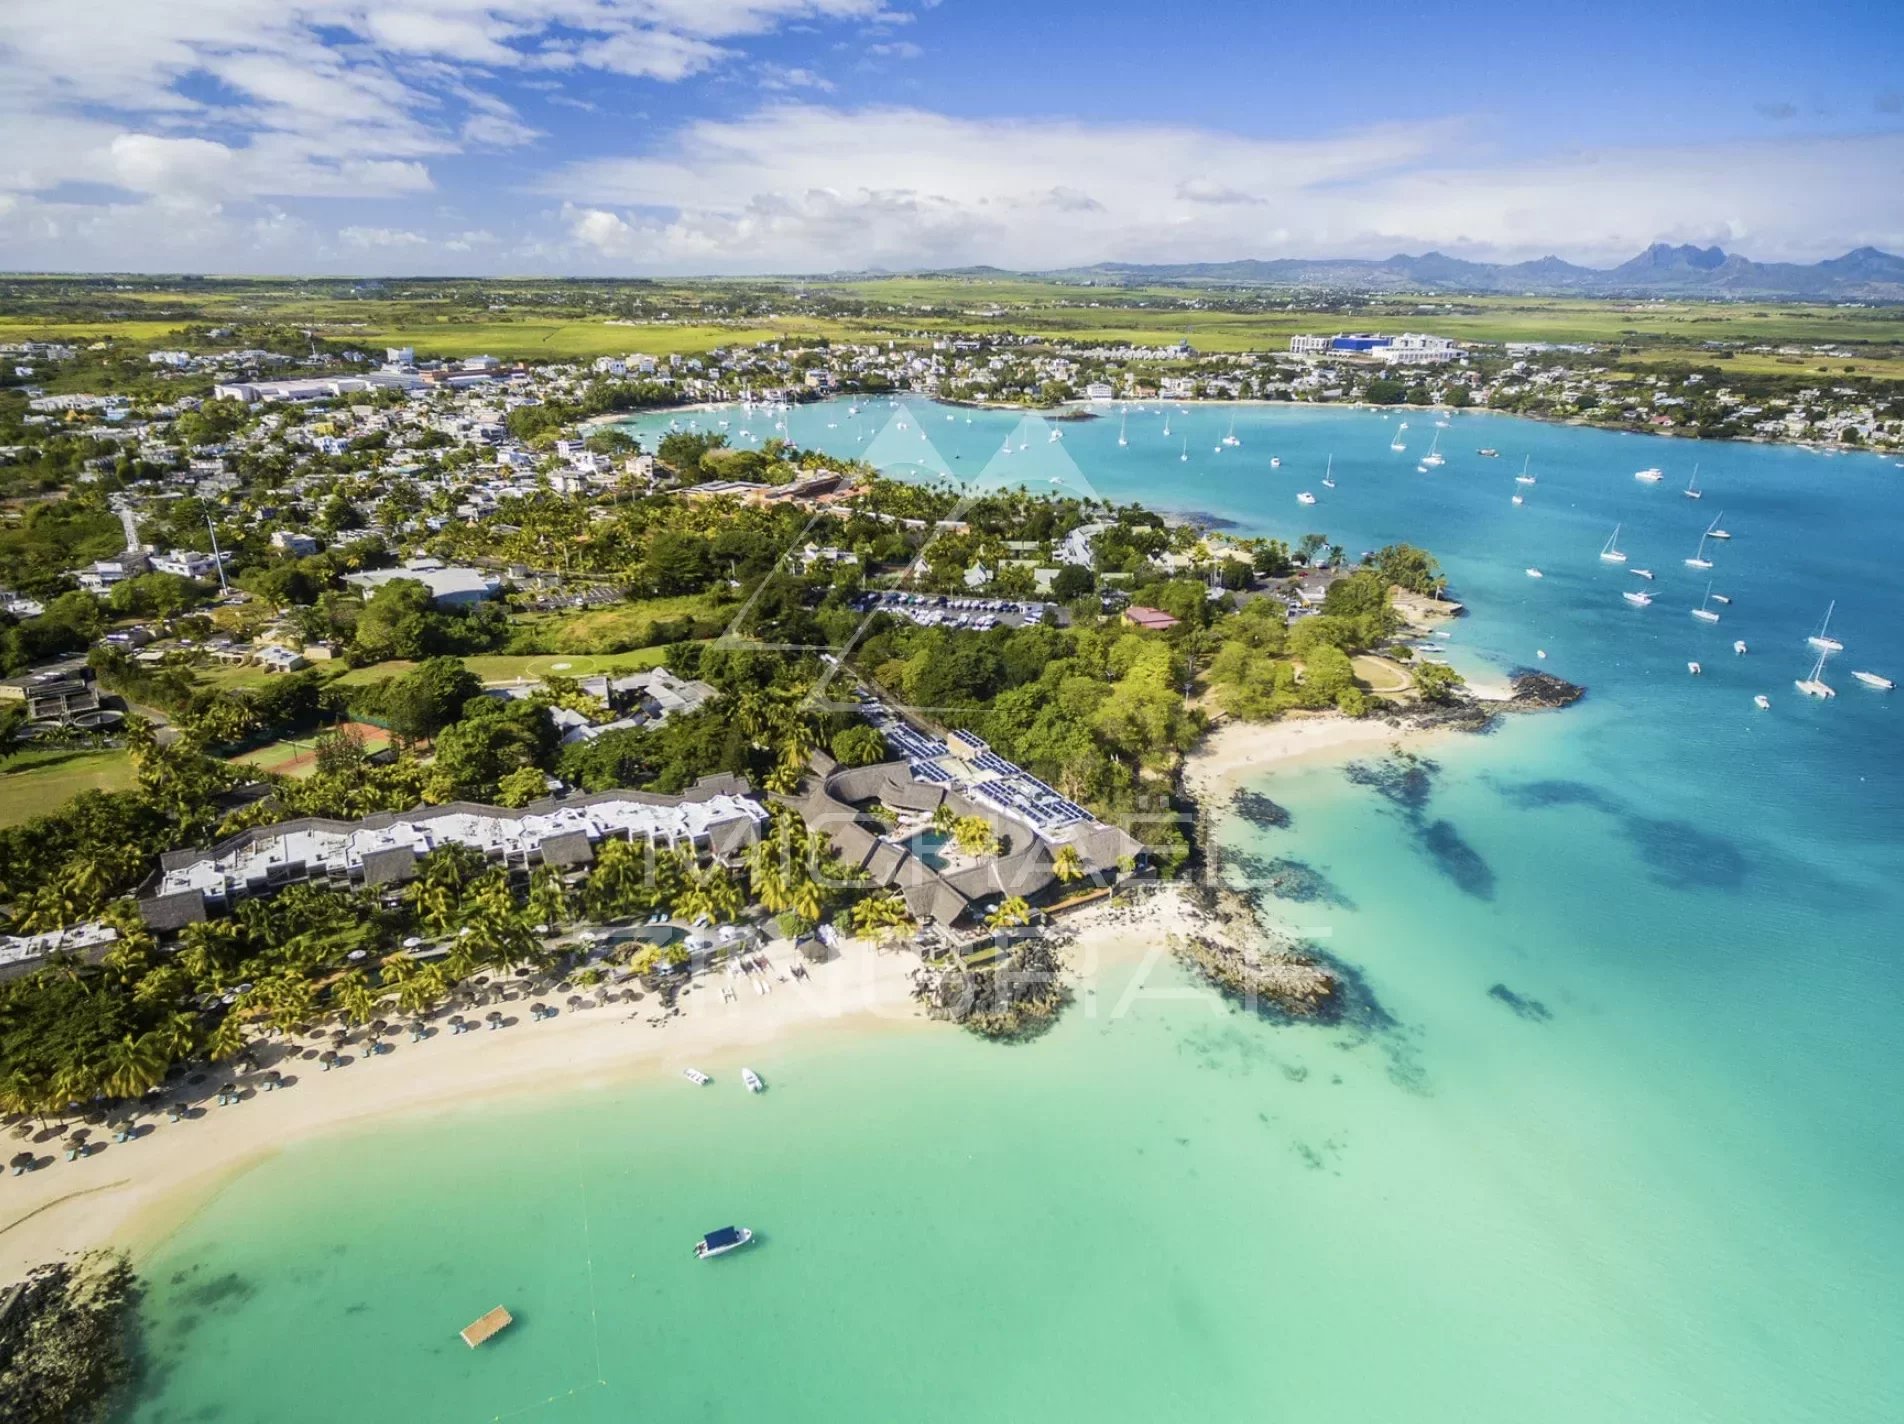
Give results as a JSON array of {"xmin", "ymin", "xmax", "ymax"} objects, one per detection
[{"xmin": 120, "ymin": 399, "xmax": 1904, "ymax": 1423}]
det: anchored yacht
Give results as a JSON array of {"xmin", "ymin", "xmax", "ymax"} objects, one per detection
[
  {"xmin": 1807, "ymin": 601, "xmax": 1844, "ymax": 652},
  {"xmin": 694, "ymin": 1227, "xmax": 754, "ymax": 1260},
  {"xmin": 1599, "ymin": 525, "xmax": 1627, "ymax": 563}
]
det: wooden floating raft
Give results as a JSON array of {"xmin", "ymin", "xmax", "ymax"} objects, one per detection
[{"xmin": 459, "ymin": 1306, "xmax": 513, "ymax": 1348}]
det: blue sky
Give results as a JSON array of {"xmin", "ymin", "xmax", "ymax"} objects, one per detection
[{"xmin": 1, "ymin": 0, "xmax": 1899, "ymax": 274}]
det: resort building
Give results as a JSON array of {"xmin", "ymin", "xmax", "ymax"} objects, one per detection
[
  {"xmin": 136, "ymin": 776, "xmax": 766, "ymax": 930},
  {"xmin": 1288, "ymin": 335, "xmax": 1329, "ymax": 355},
  {"xmin": 780, "ymin": 707, "xmax": 1145, "ymax": 935},
  {"xmin": 344, "ymin": 558, "xmax": 501, "ymax": 607}
]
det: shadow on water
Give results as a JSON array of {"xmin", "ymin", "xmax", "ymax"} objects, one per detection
[
  {"xmin": 1215, "ymin": 848, "xmax": 1358, "ymax": 910},
  {"xmin": 1230, "ymin": 789, "xmax": 1292, "ymax": 830},
  {"xmin": 1488, "ymin": 983, "xmax": 1555, "ymax": 1023}
]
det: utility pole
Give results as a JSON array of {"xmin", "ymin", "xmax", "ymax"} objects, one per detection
[{"xmin": 205, "ymin": 514, "xmax": 230, "ymax": 594}]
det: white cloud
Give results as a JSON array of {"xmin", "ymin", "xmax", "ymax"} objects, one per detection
[{"xmin": 546, "ymin": 104, "xmax": 1904, "ymax": 271}]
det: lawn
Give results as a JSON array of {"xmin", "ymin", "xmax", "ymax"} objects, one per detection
[
  {"xmin": 0, "ymin": 747, "xmax": 136, "ymax": 826},
  {"xmin": 515, "ymin": 594, "xmax": 723, "ymax": 653},
  {"xmin": 227, "ymin": 722, "xmax": 391, "ymax": 780},
  {"xmin": 332, "ymin": 648, "xmax": 673, "ymax": 688}
]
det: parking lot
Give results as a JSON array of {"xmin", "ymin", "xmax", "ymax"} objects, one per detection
[{"xmin": 851, "ymin": 591, "xmax": 1057, "ymax": 631}]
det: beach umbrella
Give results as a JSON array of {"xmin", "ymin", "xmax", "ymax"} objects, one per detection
[
  {"xmin": 566, "ymin": 995, "xmax": 584, "ymax": 1013},
  {"xmin": 401, "ymin": 936, "xmax": 423, "ymax": 949},
  {"xmin": 320, "ymin": 1050, "xmax": 338, "ymax": 1071},
  {"xmin": 263, "ymin": 1071, "xmax": 281, "ymax": 1092},
  {"xmin": 331, "ymin": 1030, "xmax": 349, "ymax": 1049},
  {"xmin": 408, "ymin": 1019, "xmax": 426, "ymax": 1041},
  {"xmin": 449, "ymin": 1014, "xmax": 466, "ymax": 1034},
  {"xmin": 10, "ymin": 1122, "xmax": 32, "ymax": 1140},
  {"xmin": 485, "ymin": 1010, "xmax": 504, "ymax": 1030},
  {"xmin": 64, "ymin": 1136, "xmax": 86, "ymax": 1160},
  {"xmin": 10, "ymin": 1151, "xmax": 35, "ymax": 1175},
  {"xmin": 220, "ymin": 1082, "xmax": 238, "ymax": 1104},
  {"xmin": 530, "ymin": 1002, "xmax": 548, "ymax": 1020},
  {"xmin": 370, "ymin": 1019, "xmax": 389, "ymax": 1038}
]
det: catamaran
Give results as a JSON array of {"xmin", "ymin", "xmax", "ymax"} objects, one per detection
[
  {"xmin": 1296, "ymin": 491, "xmax": 1317, "ymax": 505},
  {"xmin": 1420, "ymin": 431, "xmax": 1445, "ymax": 467},
  {"xmin": 1599, "ymin": 524, "xmax": 1627, "ymax": 563},
  {"xmin": 1692, "ymin": 582, "xmax": 1721, "ymax": 623},
  {"xmin": 694, "ymin": 1226, "xmax": 754, "ymax": 1260},
  {"xmin": 1807, "ymin": 601, "xmax": 1844, "ymax": 652},
  {"xmin": 1683, "ymin": 465, "xmax": 1703, "ymax": 499},
  {"xmin": 1852, "ymin": 670, "xmax": 1896, "ymax": 690},
  {"xmin": 1685, "ymin": 531, "xmax": 1714, "ymax": 570},
  {"xmin": 1796, "ymin": 648, "xmax": 1835, "ymax": 698},
  {"xmin": 1634, "ymin": 466, "xmax": 1664, "ymax": 483},
  {"xmin": 1515, "ymin": 457, "xmax": 1536, "ymax": 485}
]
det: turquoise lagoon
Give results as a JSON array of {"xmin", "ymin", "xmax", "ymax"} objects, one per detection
[{"xmin": 121, "ymin": 402, "xmax": 1904, "ymax": 1422}]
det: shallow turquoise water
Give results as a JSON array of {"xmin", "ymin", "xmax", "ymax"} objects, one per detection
[{"xmin": 122, "ymin": 401, "xmax": 1904, "ymax": 1421}]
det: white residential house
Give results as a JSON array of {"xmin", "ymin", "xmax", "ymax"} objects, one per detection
[{"xmin": 271, "ymin": 531, "xmax": 320, "ymax": 557}]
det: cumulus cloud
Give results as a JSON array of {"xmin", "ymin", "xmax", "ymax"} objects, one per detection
[{"xmin": 545, "ymin": 103, "xmax": 1904, "ymax": 271}]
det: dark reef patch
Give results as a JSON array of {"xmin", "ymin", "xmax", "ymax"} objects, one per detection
[
  {"xmin": 1488, "ymin": 983, "xmax": 1554, "ymax": 1022},
  {"xmin": 1493, "ymin": 778, "xmax": 1621, "ymax": 813},
  {"xmin": 1421, "ymin": 819, "xmax": 1497, "ymax": 900},
  {"xmin": 1231, "ymin": 789, "xmax": 1292, "ymax": 830},
  {"xmin": 1344, "ymin": 752, "xmax": 1439, "ymax": 815},
  {"xmin": 1625, "ymin": 815, "xmax": 1751, "ymax": 890}
]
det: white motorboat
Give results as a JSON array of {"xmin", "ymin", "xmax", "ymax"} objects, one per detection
[
  {"xmin": 1733, "ymin": 640, "xmax": 1749, "ymax": 655},
  {"xmin": 682, "ymin": 1068, "xmax": 711, "ymax": 1086},
  {"xmin": 1711, "ymin": 594, "xmax": 1731, "ymax": 605},
  {"xmin": 1623, "ymin": 590, "xmax": 1653, "ymax": 607},
  {"xmin": 1807, "ymin": 601, "xmax": 1844, "ymax": 652},
  {"xmin": 1525, "ymin": 568, "xmax": 1544, "ymax": 579},
  {"xmin": 1635, "ymin": 466, "xmax": 1664, "ymax": 483},
  {"xmin": 1296, "ymin": 491, "xmax": 1316, "ymax": 505},
  {"xmin": 1270, "ymin": 456, "xmax": 1282, "ymax": 468},
  {"xmin": 1795, "ymin": 648, "xmax": 1835, "ymax": 698},
  {"xmin": 1852, "ymin": 670, "xmax": 1895, "ymax": 690},
  {"xmin": 694, "ymin": 1226, "xmax": 754, "ymax": 1260},
  {"xmin": 1754, "ymin": 695, "xmax": 1771, "ymax": 710},
  {"xmin": 1631, "ymin": 568, "xmax": 1654, "ymax": 580},
  {"xmin": 1692, "ymin": 582, "xmax": 1721, "ymax": 623},
  {"xmin": 742, "ymin": 1068, "xmax": 765, "ymax": 1093},
  {"xmin": 1511, "ymin": 493, "xmax": 1524, "ymax": 505},
  {"xmin": 1480, "ymin": 447, "xmax": 1500, "ymax": 457},
  {"xmin": 1600, "ymin": 524, "xmax": 1628, "ymax": 563},
  {"xmin": 1688, "ymin": 661, "xmax": 1701, "ymax": 675}
]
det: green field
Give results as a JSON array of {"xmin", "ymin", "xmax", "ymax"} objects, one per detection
[
  {"xmin": 332, "ymin": 648, "xmax": 672, "ymax": 688},
  {"xmin": 228, "ymin": 724, "xmax": 391, "ymax": 780},
  {"xmin": 514, "ymin": 595, "xmax": 723, "ymax": 653},
  {"xmin": 0, "ymin": 747, "xmax": 135, "ymax": 825},
  {"xmin": 7, "ymin": 277, "xmax": 1900, "ymax": 368}
]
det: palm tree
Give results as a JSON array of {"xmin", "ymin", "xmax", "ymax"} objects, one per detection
[
  {"xmin": 677, "ymin": 862, "xmax": 744, "ymax": 926},
  {"xmin": 525, "ymin": 866, "xmax": 572, "ymax": 931},
  {"xmin": 930, "ymin": 803, "xmax": 958, "ymax": 835},
  {"xmin": 984, "ymin": 896, "xmax": 1033, "ymax": 932},
  {"xmin": 851, "ymin": 891, "xmax": 915, "ymax": 943},
  {"xmin": 333, "ymin": 970, "xmax": 381, "ymax": 1026},
  {"xmin": 1051, "ymin": 845, "xmax": 1086, "ymax": 883},
  {"xmin": 99, "ymin": 1033, "xmax": 169, "ymax": 1100},
  {"xmin": 205, "ymin": 1014, "xmax": 250, "ymax": 1064}
]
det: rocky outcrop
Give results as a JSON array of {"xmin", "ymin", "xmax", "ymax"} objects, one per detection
[
  {"xmin": 912, "ymin": 937, "xmax": 1070, "ymax": 1040},
  {"xmin": 1502, "ymin": 671, "xmax": 1586, "ymax": 710},
  {"xmin": 1172, "ymin": 888, "xmax": 1339, "ymax": 1017},
  {"xmin": 0, "ymin": 1252, "xmax": 139, "ymax": 1423}
]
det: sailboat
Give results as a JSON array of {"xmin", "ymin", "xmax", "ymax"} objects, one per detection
[
  {"xmin": 1117, "ymin": 411, "xmax": 1128, "ymax": 446},
  {"xmin": 1162, "ymin": 415, "xmax": 1171, "ymax": 437},
  {"xmin": 1807, "ymin": 601, "xmax": 1844, "ymax": 652},
  {"xmin": 1684, "ymin": 531, "xmax": 1713, "ymax": 570},
  {"xmin": 1691, "ymin": 581, "xmax": 1721, "ymax": 623},
  {"xmin": 1705, "ymin": 512, "xmax": 1731, "ymax": 540},
  {"xmin": 1320, "ymin": 456, "xmax": 1335, "ymax": 489},
  {"xmin": 1515, "ymin": 457, "xmax": 1536, "ymax": 485},
  {"xmin": 1221, "ymin": 415, "xmax": 1240, "ymax": 447},
  {"xmin": 1420, "ymin": 430, "xmax": 1445, "ymax": 467},
  {"xmin": 1795, "ymin": 647, "xmax": 1835, "ymax": 698},
  {"xmin": 1179, "ymin": 437, "xmax": 1188, "ymax": 463},
  {"xmin": 1390, "ymin": 429, "xmax": 1406, "ymax": 452},
  {"xmin": 1683, "ymin": 465, "xmax": 1703, "ymax": 499},
  {"xmin": 1599, "ymin": 524, "xmax": 1627, "ymax": 563},
  {"xmin": 1511, "ymin": 485, "xmax": 1524, "ymax": 506}
]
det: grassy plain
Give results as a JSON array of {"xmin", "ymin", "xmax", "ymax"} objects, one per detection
[{"xmin": 0, "ymin": 747, "xmax": 136, "ymax": 825}]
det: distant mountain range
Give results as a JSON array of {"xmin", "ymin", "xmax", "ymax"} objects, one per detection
[{"xmin": 936, "ymin": 245, "xmax": 1904, "ymax": 300}]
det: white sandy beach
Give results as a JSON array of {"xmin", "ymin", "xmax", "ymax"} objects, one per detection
[{"xmin": 1181, "ymin": 712, "xmax": 1447, "ymax": 804}]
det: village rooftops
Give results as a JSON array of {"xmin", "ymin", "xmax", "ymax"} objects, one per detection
[{"xmin": 139, "ymin": 776, "xmax": 764, "ymax": 926}]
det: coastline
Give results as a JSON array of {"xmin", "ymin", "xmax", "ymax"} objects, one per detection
[
  {"xmin": 3, "ymin": 711, "xmax": 1462, "ymax": 1279},
  {"xmin": 1180, "ymin": 712, "xmax": 1450, "ymax": 807}
]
